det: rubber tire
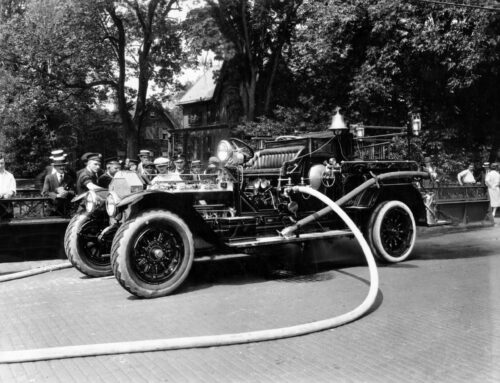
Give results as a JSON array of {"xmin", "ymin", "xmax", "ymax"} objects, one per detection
[
  {"xmin": 367, "ymin": 200, "xmax": 416, "ymax": 263},
  {"xmin": 64, "ymin": 212, "xmax": 112, "ymax": 277},
  {"xmin": 110, "ymin": 210, "xmax": 194, "ymax": 298}
]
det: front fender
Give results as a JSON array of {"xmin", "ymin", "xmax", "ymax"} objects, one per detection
[{"xmin": 117, "ymin": 190, "xmax": 226, "ymax": 250}]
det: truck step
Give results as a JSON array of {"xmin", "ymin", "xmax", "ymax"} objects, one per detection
[
  {"xmin": 226, "ymin": 229, "xmax": 352, "ymax": 249},
  {"xmin": 427, "ymin": 219, "xmax": 452, "ymax": 227}
]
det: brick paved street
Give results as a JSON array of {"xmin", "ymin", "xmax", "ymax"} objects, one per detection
[{"xmin": 0, "ymin": 223, "xmax": 499, "ymax": 382}]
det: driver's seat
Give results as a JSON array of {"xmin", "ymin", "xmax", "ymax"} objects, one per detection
[{"xmin": 244, "ymin": 145, "xmax": 306, "ymax": 176}]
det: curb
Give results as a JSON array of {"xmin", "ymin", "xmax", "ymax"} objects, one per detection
[{"xmin": 418, "ymin": 221, "xmax": 497, "ymax": 238}]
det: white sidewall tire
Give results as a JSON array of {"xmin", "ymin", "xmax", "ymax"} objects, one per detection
[
  {"xmin": 111, "ymin": 210, "xmax": 194, "ymax": 298},
  {"xmin": 64, "ymin": 212, "xmax": 112, "ymax": 277},
  {"xmin": 370, "ymin": 201, "xmax": 416, "ymax": 263}
]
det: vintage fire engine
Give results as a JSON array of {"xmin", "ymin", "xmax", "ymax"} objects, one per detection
[{"xmin": 64, "ymin": 115, "xmax": 491, "ymax": 298}]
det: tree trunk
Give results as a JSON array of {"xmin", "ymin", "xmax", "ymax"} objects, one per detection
[
  {"xmin": 264, "ymin": 51, "xmax": 280, "ymax": 116},
  {"xmin": 107, "ymin": 5, "xmax": 138, "ymax": 158},
  {"xmin": 245, "ymin": 65, "xmax": 258, "ymax": 121},
  {"xmin": 132, "ymin": 0, "xmax": 159, "ymax": 154},
  {"xmin": 133, "ymin": 48, "xmax": 151, "ymax": 154}
]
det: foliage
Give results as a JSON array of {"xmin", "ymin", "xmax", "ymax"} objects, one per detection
[
  {"xmin": 0, "ymin": 0, "xmax": 95, "ymax": 176},
  {"xmin": 238, "ymin": 0, "xmax": 500, "ymax": 171},
  {"xmin": 233, "ymin": 103, "xmax": 325, "ymax": 139},
  {"xmin": 0, "ymin": 0, "xmax": 186, "ymax": 163},
  {"xmin": 184, "ymin": 0, "xmax": 304, "ymax": 120}
]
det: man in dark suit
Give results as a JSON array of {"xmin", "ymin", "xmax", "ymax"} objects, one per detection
[
  {"xmin": 42, "ymin": 156, "xmax": 76, "ymax": 216},
  {"xmin": 76, "ymin": 153, "xmax": 104, "ymax": 194},
  {"xmin": 35, "ymin": 149, "xmax": 68, "ymax": 191},
  {"xmin": 76, "ymin": 152, "xmax": 103, "ymax": 179}
]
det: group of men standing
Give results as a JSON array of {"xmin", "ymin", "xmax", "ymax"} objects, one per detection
[
  {"xmin": 35, "ymin": 150, "xmax": 125, "ymax": 215},
  {"xmin": 35, "ymin": 149, "xmax": 224, "ymax": 215}
]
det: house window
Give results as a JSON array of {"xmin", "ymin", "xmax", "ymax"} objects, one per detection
[
  {"xmin": 161, "ymin": 128, "xmax": 170, "ymax": 140},
  {"xmin": 188, "ymin": 111, "xmax": 202, "ymax": 126}
]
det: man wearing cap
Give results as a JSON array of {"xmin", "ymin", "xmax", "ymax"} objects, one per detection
[
  {"xmin": 98, "ymin": 158, "xmax": 121, "ymax": 188},
  {"xmin": 128, "ymin": 159, "xmax": 139, "ymax": 172},
  {"xmin": 173, "ymin": 155, "xmax": 189, "ymax": 175},
  {"xmin": 140, "ymin": 159, "xmax": 156, "ymax": 185},
  {"xmin": 204, "ymin": 156, "xmax": 226, "ymax": 182},
  {"xmin": 137, "ymin": 150, "xmax": 152, "ymax": 175},
  {"xmin": 485, "ymin": 162, "xmax": 500, "ymax": 217},
  {"xmin": 77, "ymin": 152, "xmax": 103, "ymax": 179},
  {"xmin": 76, "ymin": 153, "xmax": 104, "ymax": 194},
  {"xmin": 190, "ymin": 160, "xmax": 202, "ymax": 175},
  {"xmin": 42, "ymin": 156, "xmax": 75, "ymax": 216}
]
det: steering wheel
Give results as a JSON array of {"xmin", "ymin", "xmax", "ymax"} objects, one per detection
[{"xmin": 229, "ymin": 138, "xmax": 254, "ymax": 162}]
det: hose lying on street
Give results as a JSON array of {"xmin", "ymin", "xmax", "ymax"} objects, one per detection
[
  {"xmin": 0, "ymin": 186, "xmax": 379, "ymax": 364},
  {"xmin": 0, "ymin": 261, "xmax": 72, "ymax": 283}
]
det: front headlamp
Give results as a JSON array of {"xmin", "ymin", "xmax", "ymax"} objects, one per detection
[
  {"xmin": 106, "ymin": 191, "xmax": 121, "ymax": 217},
  {"xmin": 85, "ymin": 191, "xmax": 98, "ymax": 213},
  {"xmin": 216, "ymin": 140, "xmax": 232, "ymax": 163}
]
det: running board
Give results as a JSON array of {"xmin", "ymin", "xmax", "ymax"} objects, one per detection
[
  {"xmin": 226, "ymin": 229, "xmax": 352, "ymax": 249},
  {"xmin": 427, "ymin": 219, "xmax": 452, "ymax": 227}
]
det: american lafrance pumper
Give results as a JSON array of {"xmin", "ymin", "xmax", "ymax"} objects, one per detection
[{"xmin": 64, "ymin": 127, "xmax": 492, "ymax": 298}]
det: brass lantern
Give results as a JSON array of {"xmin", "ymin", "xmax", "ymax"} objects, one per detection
[
  {"xmin": 411, "ymin": 114, "xmax": 421, "ymax": 136},
  {"xmin": 328, "ymin": 108, "xmax": 348, "ymax": 136}
]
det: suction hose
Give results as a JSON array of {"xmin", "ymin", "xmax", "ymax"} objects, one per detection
[
  {"xmin": 0, "ymin": 261, "xmax": 72, "ymax": 283},
  {"xmin": 282, "ymin": 171, "xmax": 429, "ymax": 237},
  {"xmin": 0, "ymin": 186, "xmax": 379, "ymax": 364}
]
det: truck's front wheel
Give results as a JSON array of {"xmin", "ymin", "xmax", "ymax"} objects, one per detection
[
  {"xmin": 64, "ymin": 212, "xmax": 112, "ymax": 277},
  {"xmin": 368, "ymin": 200, "xmax": 416, "ymax": 263},
  {"xmin": 110, "ymin": 210, "xmax": 194, "ymax": 298}
]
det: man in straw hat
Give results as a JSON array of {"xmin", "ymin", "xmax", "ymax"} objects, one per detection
[
  {"xmin": 149, "ymin": 157, "xmax": 172, "ymax": 188},
  {"xmin": 480, "ymin": 162, "xmax": 490, "ymax": 186},
  {"xmin": 35, "ymin": 149, "xmax": 69, "ymax": 190},
  {"xmin": 42, "ymin": 155, "xmax": 75, "ymax": 216}
]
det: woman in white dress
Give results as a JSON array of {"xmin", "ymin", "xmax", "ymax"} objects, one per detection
[{"xmin": 485, "ymin": 163, "xmax": 500, "ymax": 217}]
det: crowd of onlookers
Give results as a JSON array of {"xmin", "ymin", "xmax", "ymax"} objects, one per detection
[
  {"xmin": 422, "ymin": 157, "xmax": 500, "ymax": 216},
  {"xmin": 458, "ymin": 161, "xmax": 500, "ymax": 217},
  {"xmin": 0, "ymin": 149, "xmax": 224, "ymax": 219},
  {"xmin": 1, "ymin": 150, "xmax": 499, "ymax": 219}
]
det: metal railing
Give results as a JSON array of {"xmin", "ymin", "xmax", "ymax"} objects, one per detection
[
  {"xmin": 357, "ymin": 141, "xmax": 390, "ymax": 160},
  {"xmin": 425, "ymin": 184, "xmax": 489, "ymax": 202},
  {"xmin": 1, "ymin": 189, "xmax": 76, "ymax": 220}
]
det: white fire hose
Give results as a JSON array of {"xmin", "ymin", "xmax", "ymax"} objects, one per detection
[
  {"xmin": 0, "ymin": 261, "xmax": 72, "ymax": 283},
  {"xmin": 0, "ymin": 186, "xmax": 379, "ymax": 364}
]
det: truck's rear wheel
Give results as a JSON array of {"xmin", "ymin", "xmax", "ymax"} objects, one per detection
[
  {"xmin": 368, "ymin": 200, "xmax": 416, "ymax": 263},
  {"xmin": 110, "ymin": 210, "xmax": 194, "ymax": 298},
  {"xmin": 64, "ymin": 212, "xmax": 112, "ymax": 277}
]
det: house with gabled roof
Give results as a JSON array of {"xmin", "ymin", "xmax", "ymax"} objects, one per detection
[{"xmin": 175, "ymin": 67, "xmax": 243, "ymax": 162}]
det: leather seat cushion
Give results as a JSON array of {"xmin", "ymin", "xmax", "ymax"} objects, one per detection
[{"xmin": 246, "ymin": 145, "xmax": 305, "ymax": 170}]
